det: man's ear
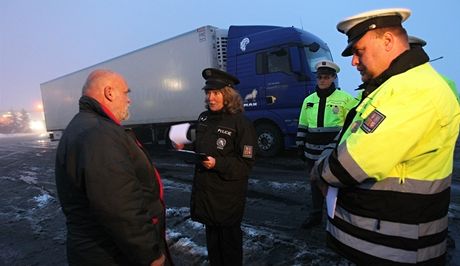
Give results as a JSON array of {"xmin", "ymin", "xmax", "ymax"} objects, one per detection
[
  {"xmin": 383, "ymin": 32, "xmax": 394, "ymax": 52},
  {"xmin": 104, "ymin": 86, "xmax": 113, "ymax": 101}
]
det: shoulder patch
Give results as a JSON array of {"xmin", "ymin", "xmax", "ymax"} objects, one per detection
[
  {"xmin": 361, "ymin": 109, "xmax": 386, "ymax": 133},
  {"xmin": 242, "ymin": 145, "xmax": 254, "ymax": 158}
]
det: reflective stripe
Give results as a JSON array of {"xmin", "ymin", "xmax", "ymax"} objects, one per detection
[
  {"xmin": 327, "ymin": 221, "xmax": 446, "ymax": 264},
  {"xmin": 323, "ymin": 142, "xmax": 452, "ymax": 195},
  {"xmin": 327, "ymin": 221, "xmax": 417, "ymax": 263},
  {"xmin": 296, "ymin": 131, "xmax": 306, "ymax": 138},
  {"xmin": 307, "ymin": 126, "xmax": 342, "ymax": 133},
  {"xmin": 321, "ymin": 155, "xmax": 342, "ymax": 185},
  {"xmin": 334, "ymin": 205, "xmax": 448, "ymax": 238},
  {"xmin": 418, "ymin": 240, "xmax": 447, "ymax": 263},
  {"xmin": 337, "ymin": 143, "xmax": 368, "ymax": 183},
  {"xmin": 304, "ymin": 143, "xmax": 336, "ymax": 160},
  {"xmin": 358, "ymin": 175, "xmax": 451, "ymax": 195},
  {"xmin": 321, "ymin": 141, "xmax": 365, "ymax": 186},
  {"xmin": 305, "ymin": 142, "xmax": 336, "ymax": 150}
]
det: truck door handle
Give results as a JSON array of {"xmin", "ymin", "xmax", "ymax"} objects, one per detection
[{"xmin": 266, "ymin": 96, "xmax": 277, "ymax": 104}]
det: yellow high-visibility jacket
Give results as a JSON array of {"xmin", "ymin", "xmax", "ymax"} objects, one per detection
[
  {"xmin": 320, "ymin": 62, "xmax": 460, "ymax": 265},
  {"xmin": 296, "ymin": 88, "xmax": 357, "ymax": 160}
]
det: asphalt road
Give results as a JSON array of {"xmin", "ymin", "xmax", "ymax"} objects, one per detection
[{"xmin": 0, "ymin": 133, "xmax": 459, "ymax": 265}]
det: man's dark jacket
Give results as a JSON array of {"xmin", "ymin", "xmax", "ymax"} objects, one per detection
[{"xmin": 55, "ymin": 96, "xmax": 168, "ymax": 266}]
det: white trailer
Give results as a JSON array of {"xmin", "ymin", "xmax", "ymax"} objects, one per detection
[
  {"xmin": 42, "ymin": 24, "xmax": 334, "ymax": 156},
  {"xmin": 40, "ymin": 25, "xmax": 227, "ymax": 142}
]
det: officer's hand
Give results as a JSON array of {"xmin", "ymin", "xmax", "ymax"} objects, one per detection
[
  {"xmin": 202, "ymin": 156, "xmax": 215, "ymax": 169},
  {"xmin": 173, "ymin": 142, "xmax": 184, "ymax": 150}
]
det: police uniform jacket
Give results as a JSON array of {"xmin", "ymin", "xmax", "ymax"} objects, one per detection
[
  {"xmin": 317, "ymin": 47, "xmax": 460, "ymax": 265},
  {"xmin": 55, "ymin": 96, "xmax": 168, "ymax": 266},
  {"xmin": 191, "ymin": 110, "xmax": 256, "ymax": 226},
  {"xmin": 296, "ymin": 84, "xmax": 357, "ymax": 160}
]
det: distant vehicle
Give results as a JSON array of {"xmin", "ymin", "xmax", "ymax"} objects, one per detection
[{"xmin": 40, "ymin": 25, "xmax": 333, "ymax": 156}]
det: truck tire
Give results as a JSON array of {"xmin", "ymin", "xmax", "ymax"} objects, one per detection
[{"xmin": 255, "ymin": 123, "xmax": 283, "ymax": 157}]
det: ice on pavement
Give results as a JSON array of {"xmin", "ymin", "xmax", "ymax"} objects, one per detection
[
  {"xmin": 33, "ymin": 193, "xmax": 53, "ymax": 208},
  {"xmin": 249, "ymin": 178, "xmax": 307, "ymax": 193}
]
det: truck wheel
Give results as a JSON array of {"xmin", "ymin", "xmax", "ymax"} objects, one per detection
[{"xmin": 255, "ymin": 123, "xmax": 282, "ymax": 157}]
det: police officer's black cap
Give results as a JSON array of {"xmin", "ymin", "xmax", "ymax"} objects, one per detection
[
  {"xmin": 337, "ymin": 8, "xmax": 411, "ymax": 57},
  {"xmin": 408, "ymin": 35, "xmax": 427, "ymax": 48},
  {"xmin": 202, "ymin": 68, "xmax": 240, "ymax": 91}
]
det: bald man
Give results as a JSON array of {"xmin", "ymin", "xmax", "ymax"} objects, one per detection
[{"xmin": 55, "ymin": 69, "xmax": 171, "ymax": 266}]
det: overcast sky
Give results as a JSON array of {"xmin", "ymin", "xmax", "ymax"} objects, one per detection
[{"xmin": 1, "ymin": 0, "xmax": 458, "ymax": 112}]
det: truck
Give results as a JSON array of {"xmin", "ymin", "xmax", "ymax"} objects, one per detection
[{"xmin": 40, "ymin": 25, "xmax": 334, "ymax": 156}]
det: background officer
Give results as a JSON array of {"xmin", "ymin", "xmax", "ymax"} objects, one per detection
[
  {"xmin": 296, "ymin": 60, "xmax": 356, "ymax": 229},
  {"xmin": 408, "ymin": 35, "xmax": 459, "ymax": 103}
]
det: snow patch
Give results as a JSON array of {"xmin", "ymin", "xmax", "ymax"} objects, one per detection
[
  {"xmin": 249, "ymin": 179, "xmax": 307, "ymax": 192},
  {"xmin": 34, "ymin": 193, "xmax": 53, "ymax": 208},
  {"xmin": 166, "ymin": 207, "xmax": 189, "ymax": 217},
  {"xmin": 162, "ymin": 179, "xmax": 191, "ymax": 192},
  {"xmin": 19, "ymin": 175, "xmax": 37, "ymax": 184},
  {"xmin": 170, "ymin": 236, "xmax": 207, "ymax": 257},
  {"xmin": 0, "ymin": 176, "xmax": 16, "ymax": 181},
  {"xmin": 186, "ymin": 219, "xmax": 204, "ymax": 230}
]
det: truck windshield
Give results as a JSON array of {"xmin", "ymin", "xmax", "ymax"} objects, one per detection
[{"xmin": 304, "ymin": 46, "xmax": 333, "ymax": 73}]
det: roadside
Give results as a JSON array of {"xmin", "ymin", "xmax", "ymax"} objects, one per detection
[{"xmin": 0, "ymin": 134, "xmax": 459, "ymax": 265}]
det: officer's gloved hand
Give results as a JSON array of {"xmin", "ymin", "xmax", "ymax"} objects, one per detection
[{"xmin": 297, "ymin": 146, "xmax": 306, "ymax": 162}]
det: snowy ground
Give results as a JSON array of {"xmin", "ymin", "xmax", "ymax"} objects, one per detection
[{"xmin": 0, "ymin": 133, "xmax": 459, "ymax": 265}]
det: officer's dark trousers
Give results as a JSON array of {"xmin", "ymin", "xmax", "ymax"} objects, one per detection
[
  {"xmin": 306, "ymin": 159, "xmax": 324, "ymax": 216},
  {"xmin": 205, "ymin": 224, "xmax": 243, "ymax": 266}
]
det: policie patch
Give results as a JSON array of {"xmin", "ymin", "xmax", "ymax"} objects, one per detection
[
  {"xmin": 361, "ymin": 109, "xmax": 386, "ymax": 133},
  {"xmin": 242, "ymin": 145, "xmax": 254, "ymax": 158}
]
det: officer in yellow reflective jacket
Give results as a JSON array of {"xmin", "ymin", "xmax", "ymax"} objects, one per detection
[
  {"xmin": 408, "ymin": 35, "xmax": 459, "ymax": 104},
  {"xmin": 311, "ymin": 8, "xmax": 460, "ymax": 265},
  {"xmin": 296, "ymin": 60, "xmax": 357, "ymax": 229}
]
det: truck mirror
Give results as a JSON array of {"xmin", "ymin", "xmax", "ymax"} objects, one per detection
[{"xmin": 308, "ymin": 42, "xmax": 320, "ymax": 52}]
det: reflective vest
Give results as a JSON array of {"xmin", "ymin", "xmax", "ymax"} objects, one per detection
[
  {"xmin": 320, "ymin": 63, "xmax": 460, "ymax": 264},
  {"xmin": 296, "ymin": 89, "xmax": 357, "ymax": 160}
]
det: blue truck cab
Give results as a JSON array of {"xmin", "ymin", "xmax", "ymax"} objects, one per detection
[{"xmin": 226, "ymin": 25, "xmax": 334, "ymax": 156}]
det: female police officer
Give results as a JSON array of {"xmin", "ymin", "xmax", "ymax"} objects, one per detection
[{"xmin": 176, "ymin": 68, "xmax": 256, "ymax": 265}]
